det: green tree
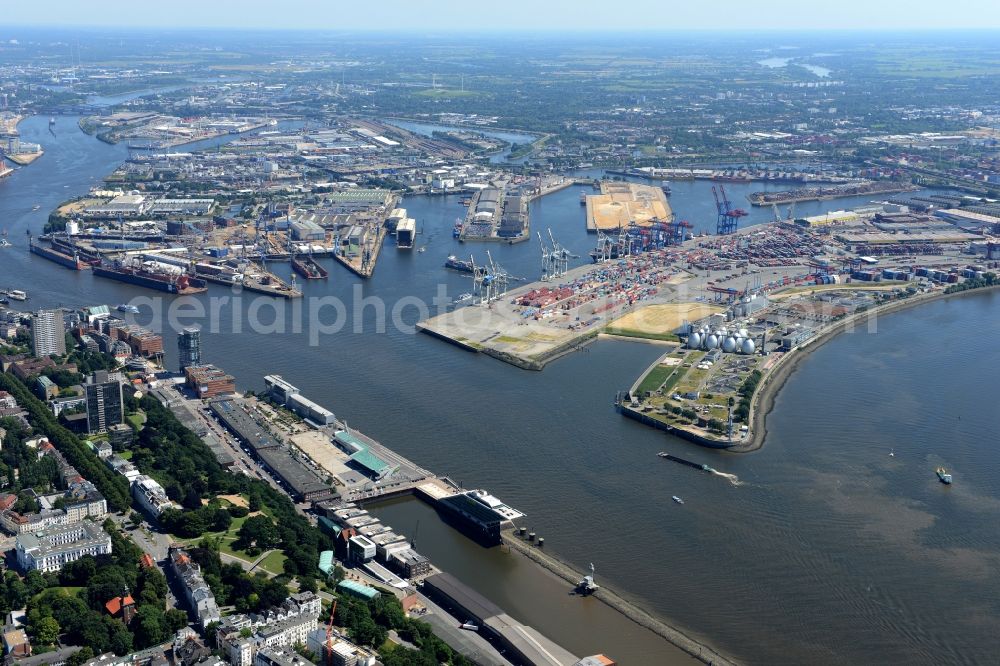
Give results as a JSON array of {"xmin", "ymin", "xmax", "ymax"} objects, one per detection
[
  {"xmin": 67, "ymin": 647, "xmax": 95, "ymax": 666},
  {"xmin": 237, "ymin": 515, "xmax": 280, "ymax": 550},
  {"xmin": 35, "ymin": 616, "xmax": 61, "ymax": 646},
  {"xmin": 105, "ymin": 617, "xmax": 133, "ymax": 656},
  {"xmin": 134, "ymin": 605, "xmax": 167, "ymax": 648}
]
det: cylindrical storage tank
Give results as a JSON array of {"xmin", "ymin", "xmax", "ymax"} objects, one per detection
[
  {"xmin": 687, "ymin": 332, "xmax": 702, "ymax": 350},
  {"xmin": 706, "ymin": 334, "xmax": 719, "ymax": 349},
  {"xmin": 722, "ymin": 337, "xmax": 737, "ymax": 353},
  {"xmin": 741, "ymin": 339, "xmax": 756, "ymax": 355}
]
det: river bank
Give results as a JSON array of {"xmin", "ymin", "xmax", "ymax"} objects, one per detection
[{"xmin": 738, "ymin": 283, "xmax": 1000, "ymax": 453}]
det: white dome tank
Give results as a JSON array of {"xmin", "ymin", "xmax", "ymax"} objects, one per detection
[
  {"xmin": 722, "ymin": 337, "xmax": 737, "ymax": 353},
  {"xmin": 741, "ymin": 339, "xmax": 756, "ymax": 355},
  {"xmin": 706, "ymin": 334, "xmax": 719, "ymax": 349},
  {"xmin": 687, "ymin": 332, "xmax": 702, "ymax": 350}
]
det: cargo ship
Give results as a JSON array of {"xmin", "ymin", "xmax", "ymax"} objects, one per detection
[
  {"xmin": 291, "ymin": 254, "xmax": 329, "ymax": 279},
  {"xmin": 94, "ymin": 259, "xmax": 208, "ymax": 294},
  {"xmin": 29, "ymin": 240, "xmax": 90, "ymax": 270},
  {"xmin": 444, "ymin": 255, "xmax": 474, "ymax": 273}
]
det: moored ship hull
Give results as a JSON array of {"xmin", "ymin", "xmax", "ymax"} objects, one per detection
[
  {"xmin": 94, "ymin": 265, "xmax": 208, "ymax": 294},
  {"xmin": 30, "ymin": 242, "xmax": 89, "ymax": 270}
]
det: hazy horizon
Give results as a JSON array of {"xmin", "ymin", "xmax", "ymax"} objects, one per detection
[{"xmin": 6, "ymin": 0, "xmax": 1000, "ymax": 31}]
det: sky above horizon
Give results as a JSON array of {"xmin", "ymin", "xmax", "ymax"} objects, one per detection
[{"xmin": 6, "ymin": 0, "xmax": 1000, "ymax": 31}]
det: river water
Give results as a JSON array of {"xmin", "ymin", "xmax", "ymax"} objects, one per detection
[{"xmin": 3, "ymin": 116, "xmax": 999, "ymax": 664}]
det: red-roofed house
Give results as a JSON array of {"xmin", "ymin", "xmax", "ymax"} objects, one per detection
[{"xmin": 104, "ymin": 595, "xmax": 137, "ymax": 625}]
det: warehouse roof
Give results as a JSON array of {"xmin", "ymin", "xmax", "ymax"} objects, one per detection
[{"xmin": 422, "ymin": 572, "xmax": 503, "ymax": 623}]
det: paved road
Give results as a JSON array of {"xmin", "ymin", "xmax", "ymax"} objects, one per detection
[{"xmin": 415, "ymin": 592, "xmax": 513, "ymax": 666}]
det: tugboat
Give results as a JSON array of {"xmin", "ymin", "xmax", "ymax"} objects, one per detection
[
  {"xmin": 575, "ymin": 563, "xmax": 599, "ymax": 595},
  {"xmin": 936, "ymin": 467, "xmax": 952, "ymax": 484}
]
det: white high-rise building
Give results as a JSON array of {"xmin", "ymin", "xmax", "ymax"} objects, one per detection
[{"xmin": 31, "ymin": 309, "xmax": 66, "ymax": 357}]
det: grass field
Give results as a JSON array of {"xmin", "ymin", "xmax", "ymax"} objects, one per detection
[
  {"xmin": 604, "ymin": 327, "xmax": 679, "ymax": 342},
  {"xmin": 636, "ymin": 362, "xmax": 686, "ymax": 395},
  {"xmin": 126, "ymin": 411, "xmax": 146, "ymax": 430}
]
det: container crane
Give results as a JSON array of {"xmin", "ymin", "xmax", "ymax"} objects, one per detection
[
  {"xmin": 537, "ymin": 231, "xmax": 554, "ymax": 280},
  {"xmin": 712, "ymin": 184, "xmax": 748, "ymax": 235}
]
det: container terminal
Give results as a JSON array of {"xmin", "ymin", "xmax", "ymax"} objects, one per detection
[{"xmin": 420, "ymin": 199, "xmax": 998, "ymax": 448}]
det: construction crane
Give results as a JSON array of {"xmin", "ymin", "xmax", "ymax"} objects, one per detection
[
  {"xmin": 322, "ymin": 599, "xmax": 338, "ymax": 666},
  {"xmin": 712, "ymin": 185, "xmax": 748, "ymax": 235}
]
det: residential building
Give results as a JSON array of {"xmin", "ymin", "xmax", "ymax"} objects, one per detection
[
  {"xmin": 254, "ymin": 648, "xmax": 316, "ymax": 666},
  {"xmin": 388, "ymin": 548, "xmax": 431, "ymax": 578},
  {"xmin": 169, "ymin": 546, "xmax": 221, "ymax": 630},
  {"xmin": 35, "ymin": 375, "xmax": 58, "ymax": 401},
  {"xmin": 216, "ymin": 593, "xmax": 321, "ymax": 666},
  {"xmin": 306, "ymin": 629, "xmax": 378, "ymax": 666},
  {"xmin": 85, "ymin": 370, "xmax": 125, "ymax": 433},
  {"xmin": 2, "ymin": 628, "xmax": 31, "ymax": 658},
  {"xmin": 31, "ymin": 309, "xmax": 66, "ymax": 357},
  {"xmin": 178, "ymin": 328, "xmax": 202, "ymax": 372},
  {"xmin": 185, "ymin": 364, "xmax": 235, "ymax": 399},
  {"xmin": 132, "ymin": 475, "xmax": 178, "ymax": 517},
  {"xmin": 15, "ymin": 521, "xmax": 112, "ymax": 573}
]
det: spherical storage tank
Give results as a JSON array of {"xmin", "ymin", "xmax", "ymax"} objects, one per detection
[
  {"xmin": 706, "ymin": 334, "xmax": 719, "ymax": 349},
  {"xmin": 722, "ymin": 337, "xmax": 737, "ymax": 353},
  {"xmin": 741, "ymin": 339, "xmax": 756, "ymax": 355},
  {"xmin": 687, "ymin": 332, "xmax": 702, "ymax": 350},
  {"xmin": 738, "ymin": 328, "xmax": 749, "ymax": 338}
]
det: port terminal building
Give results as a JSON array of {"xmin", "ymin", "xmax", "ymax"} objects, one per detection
[{"xmin": 263, "ymin": 375, "xmax": 336, "ymax": 426}]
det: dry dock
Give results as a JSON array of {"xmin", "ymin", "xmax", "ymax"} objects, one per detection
[{"xmin": 335, "ymin": 225, "xmax": 387, "ymax": 278}]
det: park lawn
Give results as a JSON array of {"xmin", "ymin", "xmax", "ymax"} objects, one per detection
[
  {"xmin": 172, "ymin": 505, "xmax": 278, "ymax": 568},
  {"xmin": 126, "ymin": 412, "xmax": 146, "ymax": 430},
  {"xmin": 256, "ymin": 550, "xmax": 287, "ymax": 575},
  {"xmin": 32, "ymin": 586, "xmax": 84, "ymax": 603}
]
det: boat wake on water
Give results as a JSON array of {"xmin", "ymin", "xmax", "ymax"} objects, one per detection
[
  {"xmin": 708, "ymin": 469, "xmax": 743, "ymax": 486},
  {"xmin": 657, "ymin": 452, "xmax": 744, "ymax": 486}
]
